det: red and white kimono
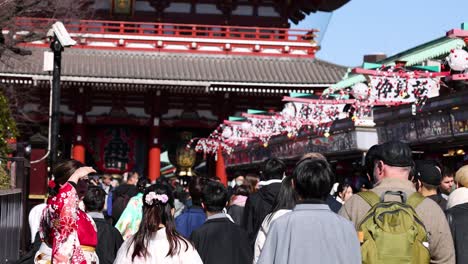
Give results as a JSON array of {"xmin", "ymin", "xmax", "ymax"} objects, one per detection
[{"xmin": 36, "ymin": 182, "xmax": 98, "ymax": 264}]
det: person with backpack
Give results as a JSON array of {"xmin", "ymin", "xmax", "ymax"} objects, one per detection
[
  {"xmin": 339, "ymin": 141, "xmax": 455, "ymax": 264},
  {"xmin": 257, "ymin": 158, "xmax": 360, "ymax": 264}
]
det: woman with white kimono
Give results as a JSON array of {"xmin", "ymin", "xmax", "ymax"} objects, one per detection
[{"xmin": 114, "ymin": 183, "xmax": 202, "ymax": 264}]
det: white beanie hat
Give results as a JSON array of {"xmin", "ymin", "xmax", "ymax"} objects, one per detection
[{"xmin": 447, "ymin": 187, "xmax": 468, "ymax": 209}]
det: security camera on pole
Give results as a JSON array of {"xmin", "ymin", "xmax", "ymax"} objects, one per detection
[{"xmin": 45, "ymin": 22, "xmax": 76, "ymax": 171}]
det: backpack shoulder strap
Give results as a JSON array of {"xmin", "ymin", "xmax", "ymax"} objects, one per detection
[
  {"xmin": 407, "ymin": 192, "xmax": 425, "ymax": 208},
  {"xmin": 357, "ymin": 191, "xmax": 380, "ymax": 207}
]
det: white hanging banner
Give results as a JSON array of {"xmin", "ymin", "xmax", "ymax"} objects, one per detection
[
  {"xmin": 370, "ymin": 77, "xmax": 440, "ymax": 103},
  {"xmin": 293, "ymin": 103, "xmax": 347, "ymax": 125}
]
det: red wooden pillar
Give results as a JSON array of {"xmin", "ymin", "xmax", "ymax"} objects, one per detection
[
  {"xmin": 72, "ymin": 114, "xmax": 86, "ymax": 163},
  {"xmin": 216, "ymin": 147, "xmax": 227, "ymax": 186},
  {"xmin": 148, "ymin": 116, "xmax": 161, "ymax": 182}
]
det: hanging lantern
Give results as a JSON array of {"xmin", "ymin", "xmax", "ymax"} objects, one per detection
[
  {"xmin": 241, "ymin": 122, "xmax": 252, "ymax": 131},
  {"xmin": 351, "ymin": 82, "xmax": 370, "ymax": 100},
  {"xmin": 222, "ymin": 126, "xmax": 233, "ymax": 139},
  {"xmin": 446, "ymin": 49, "xmax": 468, "ymax": 72},
  {"xmin": 281, "ymin": 103, "xmax": 297, "ymax": 118}
]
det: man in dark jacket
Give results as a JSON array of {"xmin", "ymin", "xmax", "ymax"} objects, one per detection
[
  {"xmin": 84, "ymin": 186, "xmax": 124, "ymax": 264},
  {"xmin": 447, "ymin": 203, "xmax": 468, "ymax": 264},
  {"xmin": 446, "ymin": 165, "xmax": 468, "ymax": 264},
  {"xmin": 242, "ymin": 158, "xmax": 286, "ymax": 246},
  {"xmin": 191, "ymin": 181, "xmax": 252, "ymax": 264},
  {"xmin": 415, "ymin": 160, "xmax": 447, "ymax": 210}
]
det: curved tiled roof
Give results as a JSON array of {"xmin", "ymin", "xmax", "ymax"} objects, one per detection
[{"xmin": 0, "ymin": 48, "xmax": 346, "ymax": 85}]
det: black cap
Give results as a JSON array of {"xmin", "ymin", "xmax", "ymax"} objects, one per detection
[
  {"xmin": 415, "ymin": 160, "xmax": 442, "ymax": 186},
  {"xmin": 376, "ymin": 141, "xmax": 413, "ymax": 167}
]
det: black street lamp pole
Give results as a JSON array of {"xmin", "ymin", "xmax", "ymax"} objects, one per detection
[{"xmin": 49, "ymin": 38, "xmax": 63, "ymax": 170}]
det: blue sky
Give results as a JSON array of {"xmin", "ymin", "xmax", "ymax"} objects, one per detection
[{"xmin": 296, "ymin": 0, "xmax": 468, "ymax": 67}]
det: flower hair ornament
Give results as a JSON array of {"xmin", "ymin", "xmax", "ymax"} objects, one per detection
[
  {"xmin": 145, "ymin": 192, "xmax": 169, "ymax": 206},
  {"xmin": 48, "ymin": 179, "xmax": 56, "ymax": 189}
]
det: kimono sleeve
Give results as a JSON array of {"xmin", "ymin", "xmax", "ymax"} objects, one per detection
[
  {"xmin": 113, "ymin": 240, "xmax": 134, "ymax": 264},
  {"xmin": 257, "ymin": 221, "xmax": 281, "ymax": 264},
  {"xmin": 115, "ymin": 197, "xmax": 138, "ymax": 239},
  {"xmin": 49, "ymin": 182, "xmax": 85, "ymax": 264},
  {"xmin": 182, "ymin": 244, "xmax": 204, "ymax": 264}
]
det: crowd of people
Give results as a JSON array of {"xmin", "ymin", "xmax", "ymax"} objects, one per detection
[{"xmin": 19, "ymin": 140, "xmax": 468, "ymax": 264}]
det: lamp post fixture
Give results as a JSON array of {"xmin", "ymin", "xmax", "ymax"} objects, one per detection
[
  {"xmin": 46, "ymin": 22, "xmax": 76, "ymax": 171},
  {"xmin": 49, "ymin": 37, "xmax": 63, "ymax": 169}
]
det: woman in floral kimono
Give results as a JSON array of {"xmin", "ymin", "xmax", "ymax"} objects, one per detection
[
  {"xmin": 35, "ymin": 160, "xmax": 99, "ymax": 264},
  {"xmin": 114, "ymin": 183, "xmax": 202, "ymax": 263}
]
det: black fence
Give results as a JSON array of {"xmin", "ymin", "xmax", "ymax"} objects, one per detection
[
  {"xmin": 0, "ymin": 143, "xmax": 30, "ymax": 262},
  {"xmin": 0, "ymin": 189, "xmax": 22, "ymax": 262}
]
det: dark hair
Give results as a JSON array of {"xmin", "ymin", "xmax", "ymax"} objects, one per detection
[
  {"xmin": 292, "ymin": 159, "xmax": 335, "ymax": 200},
  {"xmin": 131, "ymin": 183, "xmax": 188, "ymax": 260},
  {"xmin": 355, "ymin": 176, "xmax": 373, "ymax": 192},
  {"xmin": 174, "ymin": 184, "xmax": 189, "ymax": 204},
  {"xmin": 49, "ymin": 159, "xmax": 85, "ymax": 196},
  {"xmin": 202, "ymin": 181, "xmax": 228, "ymax": 212},
  {"xmin": 83, "ymin": 186, "xmax": 106, "ymax": 212},
  {"xmin": 137, "ymin": 177, "xmax": 148, "ymax": 193},
  {"xmin": 232, "ymin": 171, "xmax": 244, "ymax": 180},
  {"xmin": 443, "ymin": 166, "xmax": 455, "ymax": 178},
  {"xmin": 233, "ymin": 184, "xmax": 250, "ymax": 197},
  {"xmin": 263, "ymin": 158, "xmax": 286, "ymax": 180},
  {"xmin": 335, "ymin": 182, "xmax": 352, "ymax": 199},
  {"xmin": 76, "ymin": 178, "xmax": 89, "ymax": 199},
  {"xmin": 128, "ymin": 171, "xmax": 139, "ymax": 181},
  {"xmin": 189, "ymin": 177, "xmax": 206, "ymax": 206},
  {"xmin": 376, "ymin": 141, "xmax": 414, "ymax": 168},
  {"xmin": 244, "ymin": 174, "xmax": 259, "ymax": 193},
  {"xmin": 365, "ymin": 145, "xmax": 381, "ymax": 181},
  {"xmin": 268, "ymin": 176, "xmax": 297, "ymax": 222}
]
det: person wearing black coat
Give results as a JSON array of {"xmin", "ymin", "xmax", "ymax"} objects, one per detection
[
  {"xmin": 242, "ymin": 158, "xmax": 285, "ymax": 246},
  {"xmin": 84, "ymin": 186, "xmax": 124, "ymax": 264},
  {"xmin": 447, "ymin": 202, "xmax": 468, "ymax": 264},
  {"xmin": 191, "ymin": 181, "xmax": 252, "ymax": 264},
  {"xmin": 111, "ymin": 175, "xmax": 139, "ymax": 223}
]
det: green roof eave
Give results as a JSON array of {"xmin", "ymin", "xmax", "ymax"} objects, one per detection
[
  {"xmin": 247, "ymin": 109, "xmax": 267, "ymax": 114},
  {"xmin": 329, "ymin": 37, "xmax": 466, "ymax": 90},
  {"xmin": 289, "ymin": 92, "xmax": 314, "ymax": 98},
  {"xmin": 229, "ymin": 116, "xmax": 246, "ymax": 121},
  {"xmin": 329, "ymin": 74, "xmax": 366, "ymax": 90},
  {"xmin": 385, "ymin": 37, "xmax": 466, "ymax": 66}
]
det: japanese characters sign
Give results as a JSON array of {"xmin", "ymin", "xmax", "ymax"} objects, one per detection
[{"xmin": 370, "ymin": 77, "xmax": 439, "ymax": 103}]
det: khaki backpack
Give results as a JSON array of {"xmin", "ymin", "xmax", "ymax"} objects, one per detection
[{"xmin": 357, "ymin": 191, "xmax": 430, "ymax": 264}]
